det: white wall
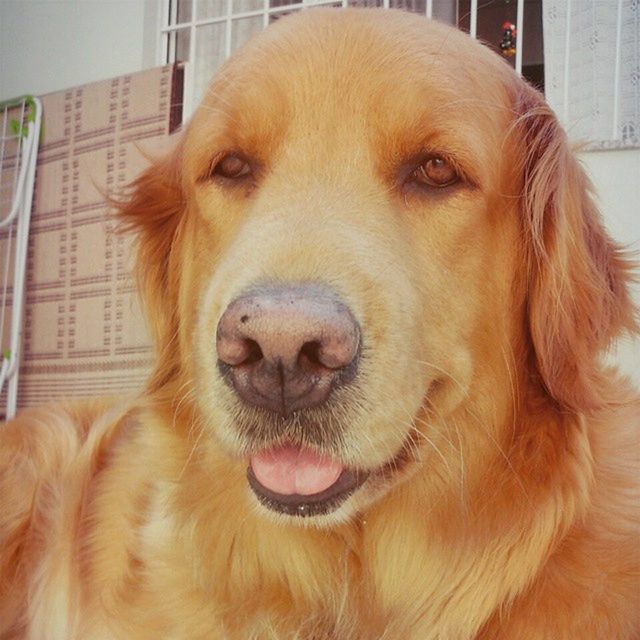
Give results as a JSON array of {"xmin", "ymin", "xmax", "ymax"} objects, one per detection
[
  {"xmin": 579, "ymin": 149, "xmax": 640, "ymax": 386},
  {"xmin": 0, "ymin": 0, "xmax": 157, "ymax": 101}
]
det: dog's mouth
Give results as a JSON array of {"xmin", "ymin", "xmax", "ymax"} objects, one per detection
[{"xmin": 247, "ymin": 444, "xmax": 369, "ymax": 517}]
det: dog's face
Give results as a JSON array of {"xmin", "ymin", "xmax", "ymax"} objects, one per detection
[{"xmin": 121, "ymin": 10, "xmax": 632, "ymax": 526}]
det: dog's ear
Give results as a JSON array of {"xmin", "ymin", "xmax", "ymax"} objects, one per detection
[
  {"xmin": 115, "ymin": 141, "xmax": 184, "ymax": 384},
  {"xmin": 514, "ymin": 84, "xmax": 637, "ymax": 412}
]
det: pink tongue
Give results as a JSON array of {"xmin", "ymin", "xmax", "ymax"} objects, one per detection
[{"xmin": 250, "ymin": 445, "xmax": 344, "ymax": 496}]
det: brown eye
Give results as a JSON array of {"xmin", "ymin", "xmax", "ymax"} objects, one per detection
[
  {"xmin": 212, "ymin": 154, "xmax": 251, "ymax": 179},
  {"xmin": 412, "ymin": 156, "xmax": 458, "ymax": 188}
]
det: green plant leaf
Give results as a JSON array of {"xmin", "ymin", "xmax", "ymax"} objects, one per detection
[{"xmin": 6, "ymin": 95, "xmax": 39, "ymax": 139}]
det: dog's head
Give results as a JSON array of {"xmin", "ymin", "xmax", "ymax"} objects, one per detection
[{"xmin": 119, "ymin": 9, "xmax": 635, "ymax": 525}]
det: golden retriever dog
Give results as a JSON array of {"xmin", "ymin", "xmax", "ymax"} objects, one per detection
[{"xmin": 1, "ymin": 8, "xmax": 639, "ymax": 639}]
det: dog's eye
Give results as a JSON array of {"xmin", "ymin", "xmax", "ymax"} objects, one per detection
[
  {"xmin": 212, "ymin": 154, "xmax": 251, "ymax": 180},
  {"xmin": 412, "ymin": 156, "xmax": 459, "ymax": 188}
]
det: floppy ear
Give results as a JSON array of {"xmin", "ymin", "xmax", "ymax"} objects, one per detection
[
  {"xmin": 115, "ymin": 142, "xmax": 185, "ymax": 388},
  {"xmin": 515, "ymin": 84, "xmax": 637, "ymax": 412}
]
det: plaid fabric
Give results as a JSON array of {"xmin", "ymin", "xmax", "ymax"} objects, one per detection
[{"xmin": 1, "ymin": 64, "xmax": 183, "ymax": 412}]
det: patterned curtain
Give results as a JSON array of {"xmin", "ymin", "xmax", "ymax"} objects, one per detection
[{"xmin": 543, "ymin": 0, "xmax": 639, "ymax": 149}]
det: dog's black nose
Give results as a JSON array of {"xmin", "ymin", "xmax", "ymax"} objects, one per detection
[{"xmin": 216, "ymin": 284, "xmax": 360, "ymax": 415}]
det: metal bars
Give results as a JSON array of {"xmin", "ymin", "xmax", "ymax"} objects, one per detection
[{"xmin": 514, "ymin": 0, "xmax": 524, "ymax": 76}]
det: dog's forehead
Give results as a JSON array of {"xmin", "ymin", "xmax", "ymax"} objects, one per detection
[{"xmin": 186, "ymin": 9, "xmax": 513, "ymax": 175}]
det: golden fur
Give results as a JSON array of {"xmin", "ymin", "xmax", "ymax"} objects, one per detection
[{"xmin": 1, "ymin": 9, "xmax": 639, "ymax": 639}]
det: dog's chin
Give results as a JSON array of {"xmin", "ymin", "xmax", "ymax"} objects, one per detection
[{"xmin": 249, "ymin": 480, "xmax": 373, "ymax": 528}]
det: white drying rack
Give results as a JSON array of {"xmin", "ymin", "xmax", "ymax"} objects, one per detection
[{"xmin": 0, "ymin": 95, "xmax": 42, "ymax": 420}]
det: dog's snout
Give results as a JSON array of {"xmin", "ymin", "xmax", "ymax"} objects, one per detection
[{"xmin": 216, "ymin": 284, "xmax": 360, "ymax": 415}]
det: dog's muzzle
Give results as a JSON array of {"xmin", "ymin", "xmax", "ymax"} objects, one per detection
[{"xmin": 216, "ymin": 282, "xmax": 364, "ymax": 517}]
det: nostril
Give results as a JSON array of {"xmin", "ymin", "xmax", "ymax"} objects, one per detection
[
  {"xmin": 243, "ymin": 339, "xmax": 263, "ymax": 365},
  {"xmin": 217, "ymin": 331, "xmax": 264, "ymax": 368},
  {"xmin": 298, "ymin": 341, "xmax": 323, "ymax": 369}
]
